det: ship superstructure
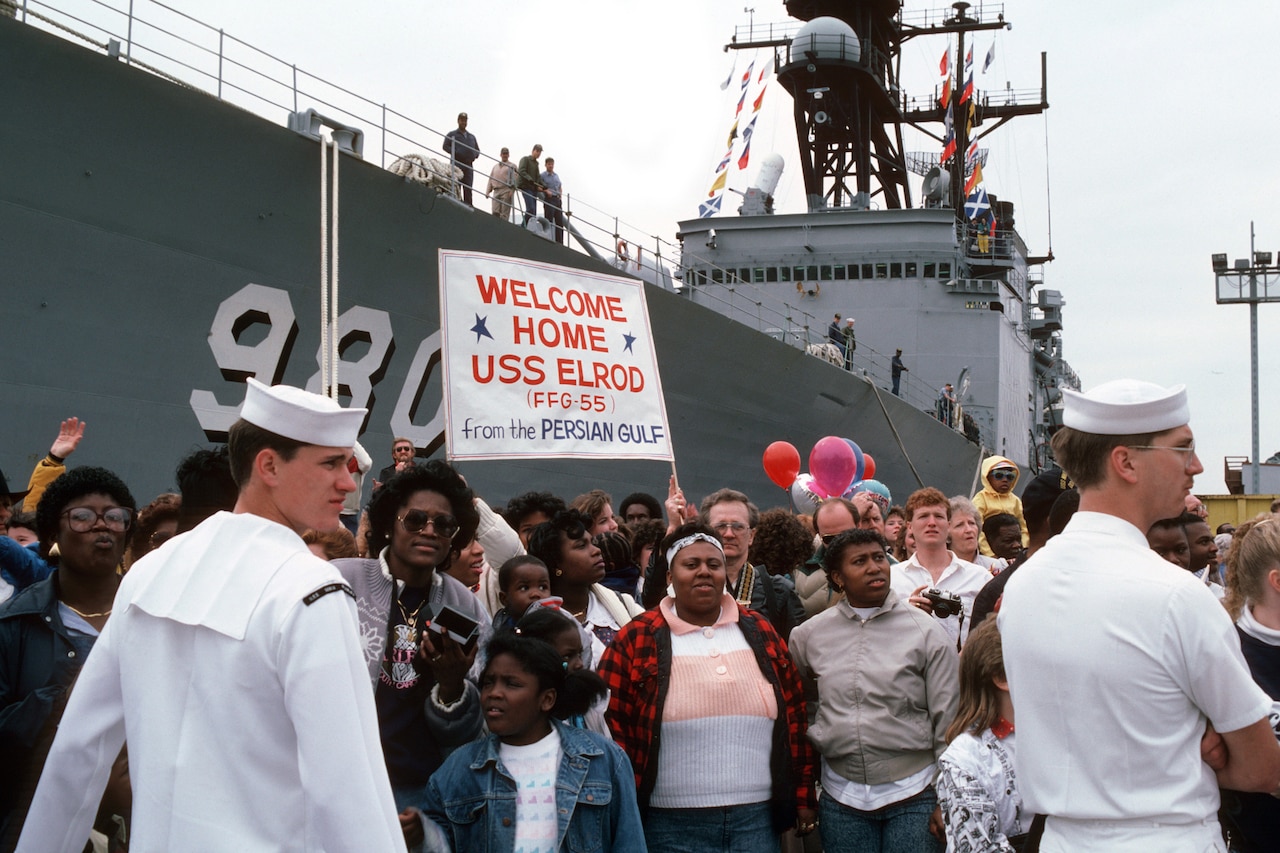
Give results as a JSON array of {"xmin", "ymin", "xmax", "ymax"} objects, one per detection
[{"xmin": 675, "ymin": 1, "xmax": 1079, "ymax": 469}]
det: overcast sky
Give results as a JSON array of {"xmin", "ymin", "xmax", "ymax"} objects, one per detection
[{"xmin": 38, "ymin": 0, "xmax": 1280, "ymax": 492}]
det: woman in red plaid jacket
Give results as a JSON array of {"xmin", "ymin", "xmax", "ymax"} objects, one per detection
[{"xmin": 598, "ymin": 521, "xmax": 818, "ymax": 852}]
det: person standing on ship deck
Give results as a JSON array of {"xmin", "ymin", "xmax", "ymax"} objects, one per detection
[
  {"xmin": 541, "ymin": 157, "xmax": 565, "ymax": 244},
  {"xmin": 891, "ymin": 349, "xmax": 908, "ymax": 396},
  {"xmin": 517, "ymin": 144, "xmax": 545, "ymax": 227},
  {"xmin": 442, "ymin": 112, "xmax": 479, "ymax": 206},
  {"xmin": 486, "ymin": 147, "xmax": 517, "ymax": 221}
]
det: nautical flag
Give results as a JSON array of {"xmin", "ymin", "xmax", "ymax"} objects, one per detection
[
  {"xmin": 964, "ymin": 163, "xmax": 983, "ymax": 194},
  {"xmin": 699, "ymin": 195, "xmax": 723, "ymax": 218},
  {"xmin": 720, "ymin": 62, "xmax": 735, "ymax": 90},
  {"xmin": 758, "ymin": 59, "xmax": 769, "ymax": 82},
  {"xmin": 960, "ymin": 71, "xmax": 974, "ymax": 104},
  {"xmin": 709, "ymin": 169, "xmax": 727, "ymax": 195},
  {"xmin": 939, "ymin": 49, "xmax": 949, "ymax": 78},
  {"xmin": 752, "ymin": 83, "xmax": 767, "ymax": 113},
  {"xmin": 939, "ymin": 83, "xmax": 950, "ymax": 109},
  {"xmin": 965, "ymin": 46, "xmax": 973, "ymax": 70},
  {"xmin": 741, "ymin": 61, "xmax": 754, "ymax": 90},
  {"xmin": 988, "ymin": 213, "xmax": 998, "ymax": 236},
  {"xmin": 726, "ymin": 118, "xmax": 739, "ymax": 147},
  {"xmin": 983, "ymin": 43, "xmax": 995, "ymax": 73},
  {"xmin": 738, "ymin": 116, "xmax": 758, "ymax": 169},
  {"xmin": 940, "ymin": 103, "xmax": 955, "ymax": 162},
  {"xmin": 736, "ymin": 89, "xmax": 748, "ymax": 116},
  {"xmin": 964, "ymin": 187, "xmax": 990, "ymax": 220},
  {"xmin": 965, "ymin": 140, "xmax": 979, "ymax": 167}
]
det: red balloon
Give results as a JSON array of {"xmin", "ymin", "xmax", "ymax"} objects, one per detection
[
  {"xmin": 809, "ymin": 436, "xmax": 856, "ymax": 500},
  {"xmin": 763, "ymin": 441, "xmax": 802, "ymax": 489},
  {"xmin": 862, "ymin": 453, "xmax": 876, "ymax": 480}
]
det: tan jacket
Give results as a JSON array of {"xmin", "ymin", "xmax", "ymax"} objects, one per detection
[{"xmin": 789, "ymin": 592, "xmax": 959, "ymax": 785}]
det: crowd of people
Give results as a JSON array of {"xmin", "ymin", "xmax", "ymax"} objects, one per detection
[{"xmin": 2, "ymin": 377, "xmax": 1280, "ymax": 853}]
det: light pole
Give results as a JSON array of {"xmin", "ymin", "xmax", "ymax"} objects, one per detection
[{"xmin": 1212, "ymin": 221, "xmax": 1279, "ymax": 493}]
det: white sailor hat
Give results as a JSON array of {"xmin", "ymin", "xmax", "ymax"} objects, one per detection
[
  {"xmin": 1061, "ymin": 379, "xmax": 1189, "ymax": 435},
  {"xmin": 240, "ymin": 378, "xmax": 366, "ymax": 447}
]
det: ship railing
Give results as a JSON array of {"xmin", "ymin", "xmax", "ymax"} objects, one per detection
[
  {"xmin": 11, "ymin": 0, "xmax": 677, "ymax": 283},
  {"xmin": 898, "ymin": 3, "xmax": 1007, "ymax": 30},
  {"xmin": 677, "ymin": 277, "xmax": 964, "ymax": 422}
]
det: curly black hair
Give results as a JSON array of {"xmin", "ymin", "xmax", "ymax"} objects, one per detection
[
  {"xmin": 484, "ymin": 630, "xmax": 606, "ymax": 721},
  {"xmin": 749, "ymin": 507, "xmax": 815, "ymax": 576},
  {"xmin": 525, "ymin": 509, "xmax": 591, "ymax": 573},
  {"xmin": 365, "ymin": 460, "xmax": 478, "ymax": 558},
  {"xmin": 36, "ymin": 466, "xmax": 137, "ymax": 557},
  {"xmin": 619, "ymin": 491, "xmax": 663, "ymax": 523},
  {"xmin": 501, "ymin": 491, "xmax": 566, "ymax": 529}
]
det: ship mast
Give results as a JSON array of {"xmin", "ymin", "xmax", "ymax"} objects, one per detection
[{"xmin": 728, "ymin": 1, "xmax": 1047, "ymax": 220}]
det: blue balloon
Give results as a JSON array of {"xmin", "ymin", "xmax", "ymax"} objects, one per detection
[{"xmin": 842, "ymin": 438, "xmax": 865, "ymax": 489}]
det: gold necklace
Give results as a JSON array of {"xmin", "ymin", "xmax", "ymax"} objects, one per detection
[{"xmin": 64, "ymin": 602, "xmax": 112, "ymax": 619}]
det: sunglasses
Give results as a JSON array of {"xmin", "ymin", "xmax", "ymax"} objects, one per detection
[
  {"xmin": 990, "ymin": 470, "xmax": 1017, "ymax": 481},
  {"xmin": 62, "ymin": 506, "xmax": 133, "ymax": 533},
  {"xmin": 397, "ymin": 510, "xmax": 459, "ymax": 539}
]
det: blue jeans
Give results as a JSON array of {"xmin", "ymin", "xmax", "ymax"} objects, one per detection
[
  {"xmin": 521, "ymin": 189, "xmax": 539, "ymax": 224},
  {"xmin": 645, "ymin": 801, "xmax": 780, "ymax": 853},
  {"xmin": 819, "ymin": 786, "xmax": 941, "ymax": 853}
]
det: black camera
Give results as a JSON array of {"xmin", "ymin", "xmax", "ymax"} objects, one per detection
[{"xmin": 923, "ymin": 588, "xmax": 963, "ymax": 619}]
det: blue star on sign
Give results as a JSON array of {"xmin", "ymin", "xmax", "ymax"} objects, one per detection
[
  {"xmin": 622, "ymin": 332, "xmax": 636, "ymax": 354},
  {"xmin": 471, "ymin": 314, "xmax": 493, "ymax": 342}
]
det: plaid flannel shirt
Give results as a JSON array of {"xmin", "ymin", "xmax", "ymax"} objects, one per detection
[{"xmin": 597, "ymin": 604, "xmax": 817, "ymax": 819}]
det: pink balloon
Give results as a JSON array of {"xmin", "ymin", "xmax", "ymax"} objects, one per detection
[
  {"xmin": 809, "ymin": 436, "xmax": 856, "ymax": 500},
  {"xmin": 762, "ymin": 441, "xmax": 802, "ymax": 489}
]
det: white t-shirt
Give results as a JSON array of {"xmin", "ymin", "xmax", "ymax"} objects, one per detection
[
  {"xmin": 890, "ymin": 550, "xmax": 991, "ymax": 647},
  {"xmin": 999, "ymin": 511, "xmax": 1271, "ymax": 830},
  {"xmin": 500, "ymin": 726, "xmax": 561, "ymax": 853}
]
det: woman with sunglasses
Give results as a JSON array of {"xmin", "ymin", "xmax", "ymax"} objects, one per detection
[
  {"xmin": 332, "ymin": 460, "xmax": 490, "ymax": 848},
  {"xmin": 0, "ymin": 466, "xmax": 135, "ymax": 843}
]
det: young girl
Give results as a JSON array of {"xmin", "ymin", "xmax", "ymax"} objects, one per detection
[
  {"xmin": 492, "ymin": 555, "xmax": 553, "ymax": 631},
  {"xmin": 1220, "ymin": 514, "xmax": 1280, "ymax": 852},
  {"xmin": 515, "ymin": 606, "xmax": 610, "ymax": 736},
  {"xmin": 420, "ymin": 633, "xmax": 645, "ymax": 853},
  {"xmin": 935, "ymin": 617, "xmax": 1032, "ymax": 853}
]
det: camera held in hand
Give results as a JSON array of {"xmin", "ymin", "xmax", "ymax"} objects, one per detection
[{"xmin": 923, "ymin": 588, "xmax": 963, "ymax": 619}]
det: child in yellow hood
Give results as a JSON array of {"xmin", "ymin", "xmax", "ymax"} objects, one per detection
[{"xmin": 972, "ymin": 456, "xmax": 1029, "ymax": 557}]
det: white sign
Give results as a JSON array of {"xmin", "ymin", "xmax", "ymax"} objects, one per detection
[{"xmin": 439, "ymin": 250, "xmax": 674, "ymax": 462}]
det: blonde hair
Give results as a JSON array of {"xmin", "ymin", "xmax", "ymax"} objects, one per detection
[
  {"xmin": 945, "ymin": 618, "xmax": 1007, "ymax": 742},
  {"xmin": 1223, "ymin": 514, "xmax": 1280, "ymax": 620}
]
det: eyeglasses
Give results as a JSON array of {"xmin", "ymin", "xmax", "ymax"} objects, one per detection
[
  {"xmin": 990, "ymin": 470, "xmax": 1017, "ymax": 481},
  {"xmin": 62, "ymin": 507, "xmax": 133, "ymax": 533},
  {"xmin": 393, "ymin": 446, "xmax": 413, "ymax": 454},
  {"xmin": 711, "ymin": 522, "xmax": 749, "ymax": 534},
  {"xmin": 820, "ymin": 532, "xmax": 844, "ymax": 545},
  {"xmin": 397, "ymin": 510, "xmax": 459, "ymax": 539},
  {"xmin": 1129, "ymin": 441, "xmax": 1197, "ymax": 466}
]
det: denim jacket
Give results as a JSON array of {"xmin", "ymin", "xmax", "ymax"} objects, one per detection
[{"xmin": 421, "ymin": 720, "xmax": 647, "ymax": 853}]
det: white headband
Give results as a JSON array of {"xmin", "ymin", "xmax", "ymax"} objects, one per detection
[{"xmin": 666, "ymin": 533, "xmax": 724, "ymax": 567}]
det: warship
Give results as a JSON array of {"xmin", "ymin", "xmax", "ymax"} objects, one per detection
[{"xmin": 1, "ymin": 0, "xmax": 1060, "ymax": 509}]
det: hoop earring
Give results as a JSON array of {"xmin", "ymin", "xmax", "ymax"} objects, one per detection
[{"xmin": 555, "ymin": 569, "xmax": 563, "ymax": 577}]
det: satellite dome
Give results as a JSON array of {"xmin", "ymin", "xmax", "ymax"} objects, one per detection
[{"xmin": 790, "ymin": 17, "xmax": 860, "ymax": 63}]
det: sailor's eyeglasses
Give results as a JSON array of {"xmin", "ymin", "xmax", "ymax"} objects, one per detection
[
  {"xmin": 397, "ymin": 510, "xmax": 459, "ymax": 539},
  {"xmin": 62, "ymin": 507, "xmax": 133, "ymax": 533},
  {"xmin": 1129, "ymin": 441, "xmax": 1197, "ymax": 465}
]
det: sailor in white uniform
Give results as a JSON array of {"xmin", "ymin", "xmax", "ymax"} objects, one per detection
[
  {"xmin": 1000, "ymin": 380, "xmax": 1280, "ymax": 853},
  {"xmin": 17, "ymin": 378, "xmax": 407, "ymax": 852}
]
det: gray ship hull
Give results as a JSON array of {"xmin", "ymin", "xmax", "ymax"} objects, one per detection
[{"xmin": 2, "ymin": 17, "xmax": 980, "ymax": 507}]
